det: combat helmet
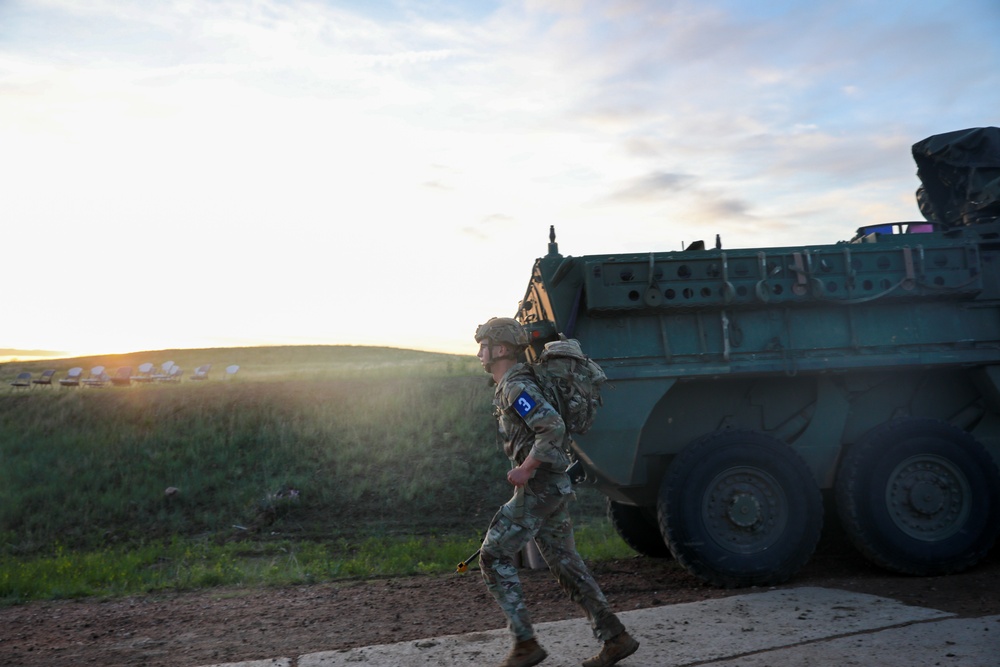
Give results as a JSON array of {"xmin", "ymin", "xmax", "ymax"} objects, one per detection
[{"xmin": 475, "ymin": 317, "xmax": 528, "ymax": 350}]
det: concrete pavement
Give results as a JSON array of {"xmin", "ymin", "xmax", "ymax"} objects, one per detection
[{"xmin": 198, "ymin": 586, "xmax": 1000, "ymax": 667}]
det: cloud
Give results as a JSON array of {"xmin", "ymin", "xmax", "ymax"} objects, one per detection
[
  {"xmin": 542, "ymin": 1, "xmax": 997, "ymax": 163},
  {"xmin": 1, "ymin": 0, "xmax": 998, "ymax": 356},
  {"xmin": 607, "ymin": 171, "xmax": 696, "ymax": 202},
  {"xmin": 460, "ymin": 213, "xmax": 517, "ymax": 241},
  {"xmin": 701, "ymin": 194, "xmax": 753, "ymax": 221}
]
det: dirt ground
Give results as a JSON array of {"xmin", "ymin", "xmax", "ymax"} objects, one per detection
[{"xmin": 2, "ymin": 539, "xmax": 998, "ymax": 667}]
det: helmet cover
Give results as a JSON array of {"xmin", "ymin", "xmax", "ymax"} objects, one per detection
[{"xmin": 475, "ymin": 317, "xmax": 528, "ymax": 350}]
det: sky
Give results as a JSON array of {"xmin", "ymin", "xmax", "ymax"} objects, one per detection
[{"xmin": 2, "ymin": 0, "xmax": 999, "ymax": 360}]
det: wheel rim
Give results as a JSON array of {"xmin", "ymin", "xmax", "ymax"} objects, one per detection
[
  {"xmin": 701, "ymin": 465, "xmax": 788, "ymax": 554},
  {"xmin": 885, "ymin": 453, "xmax": 972, "ymax": 541}
]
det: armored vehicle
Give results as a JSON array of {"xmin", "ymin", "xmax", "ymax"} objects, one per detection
[{"xmin": 516, "ymin": 127, "xmax": 1000, "ymax": 588}]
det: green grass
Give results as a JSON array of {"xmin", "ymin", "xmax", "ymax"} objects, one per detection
[
  {"xmin": 0, "ymin": 522, "xmax": 634, "ymax": 605},
  {"xmin": 0, "ymin": 346, "xmax": 631, "ymax": 605}
]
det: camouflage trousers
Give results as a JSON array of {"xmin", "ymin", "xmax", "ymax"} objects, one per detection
[{"xmin": 480, "ymin": 473, "xmax": 625, "ymax": 643}]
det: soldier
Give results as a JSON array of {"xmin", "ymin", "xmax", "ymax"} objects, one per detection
[{"xmin": 475, "ymin": 317, "xmax": 639, "ymax": 667}]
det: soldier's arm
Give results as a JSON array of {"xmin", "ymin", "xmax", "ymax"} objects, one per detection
[
  {"xmin": 507, "ymin": 455, "xmax": 542, "ymax": 487},
  {"xmin": 502, "ymin": 381, "xmax": 568, "ymax": 468}
]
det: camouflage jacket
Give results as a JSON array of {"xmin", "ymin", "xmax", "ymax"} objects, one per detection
[{"xmin": 493, "ymin": 363, "xmax": 571, "ymax": 469}]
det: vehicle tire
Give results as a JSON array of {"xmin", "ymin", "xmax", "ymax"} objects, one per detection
[
  {"xmin": 607, "ymin": 499, "xmax": 672, "ymax": 558},
  {"xmin": 657, "ymin": 430, "xmax": 823, "ymax": 588},
  {"xmin": 835, "ymin": 418, "xmax": 1000, "ymax": 576}
]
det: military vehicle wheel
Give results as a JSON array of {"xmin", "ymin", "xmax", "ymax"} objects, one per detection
[
  {"xmin": 607, "ymin": 499, "xmax": 672, "ymax": 558},
  {"xmin": 835, "ymin": 418, "xmax": 1000, "ymax": 576},
  {"xmin": 657, "ymin": 430, "xmax": 823, "ymax": 588}
]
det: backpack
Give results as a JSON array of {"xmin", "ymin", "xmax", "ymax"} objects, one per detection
[{"xmin": 529, "ymin": 336, "xmax": 607, "ymax": 435}]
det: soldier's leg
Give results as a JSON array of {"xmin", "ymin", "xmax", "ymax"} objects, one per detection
[
  {"xmin": 480, "ymin": 505, "xmax": 538, "ymax": 641},
  {"xmin": 533, "ymin": 498, "xmax": 625, "ymax": 641}
]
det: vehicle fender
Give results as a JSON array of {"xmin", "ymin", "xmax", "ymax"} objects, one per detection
[{"xmin": 573, "ymin": 376, "xmax": 676, "ymax": 490}]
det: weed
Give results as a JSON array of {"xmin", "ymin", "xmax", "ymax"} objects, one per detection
[{"xmin": 0, "ymin": 346, "xmax": 629, "ymax": 605}]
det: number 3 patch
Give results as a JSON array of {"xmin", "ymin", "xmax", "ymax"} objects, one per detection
[{"xmin": 514, "ymin": 390, "xmax": 537, "ymax": 418}]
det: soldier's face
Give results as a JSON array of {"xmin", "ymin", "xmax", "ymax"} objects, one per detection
[
  {"xmin": 478, "ymin": 340, "xmax": 506, "ymax": 372},
  {"xmin": 477, "ymin": 341, "xmax": 492, "ymax": 370}
]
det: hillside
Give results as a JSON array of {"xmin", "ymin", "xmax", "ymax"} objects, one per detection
[{"xmin": 0, "ymin": 346, "xmax": 531, "ymax": 552}]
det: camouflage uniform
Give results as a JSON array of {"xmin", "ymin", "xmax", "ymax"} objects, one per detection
[{"xmin": 481, "ymin": 362, "xmax": 626, "ymax": 643}]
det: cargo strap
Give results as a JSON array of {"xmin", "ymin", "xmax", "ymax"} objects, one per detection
[
  {"xmin": 902, "ymin": 246, "xmax": 916, "ymax": 290},
  {"xmin": 792, "ymin": 252, "xmax": 809, "ymax": 296},
  {"xmin": 513, "ymin": 485, "xmax": 525, "ymax": 520},
  {"xmin": 510, "ymin": 461, "xmax": 538, "ymax": 521}
]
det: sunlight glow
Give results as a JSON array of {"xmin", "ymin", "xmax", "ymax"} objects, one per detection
[{"xmin": 2, "ymin": 0, "xmax": 998, "ymax": 358}]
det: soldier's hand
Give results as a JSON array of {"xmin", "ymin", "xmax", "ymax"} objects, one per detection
[
  {"xmin": 507, "ymin": 455, "xmax": 542, "ymax": 487},
  {"xmin": 507, "ymin": 466, "xmax": 532, "ymax": 487}
]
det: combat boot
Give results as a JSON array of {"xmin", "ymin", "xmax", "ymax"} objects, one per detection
[
  {"xmin": 581, "ymin": 630, "xmax": 639, "ymax": 667},
  {"xmin": 498, "ymin": 637, "xmax": 547, "ymax": 667}
]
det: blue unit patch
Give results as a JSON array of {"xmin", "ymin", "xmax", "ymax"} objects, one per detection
[{"xmin": 514, "ymin": 390, "xmax": 537, "ymax": 418}]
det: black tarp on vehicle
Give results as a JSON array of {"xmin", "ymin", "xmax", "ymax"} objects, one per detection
[{"xmin": 913, "ymin": 126, "xmax": 1000, "ymax": 227}]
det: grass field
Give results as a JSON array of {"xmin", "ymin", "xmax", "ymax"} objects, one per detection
[{"xmin": 0, "ymin": 346, "xmax": 628, "ymax": 604}]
